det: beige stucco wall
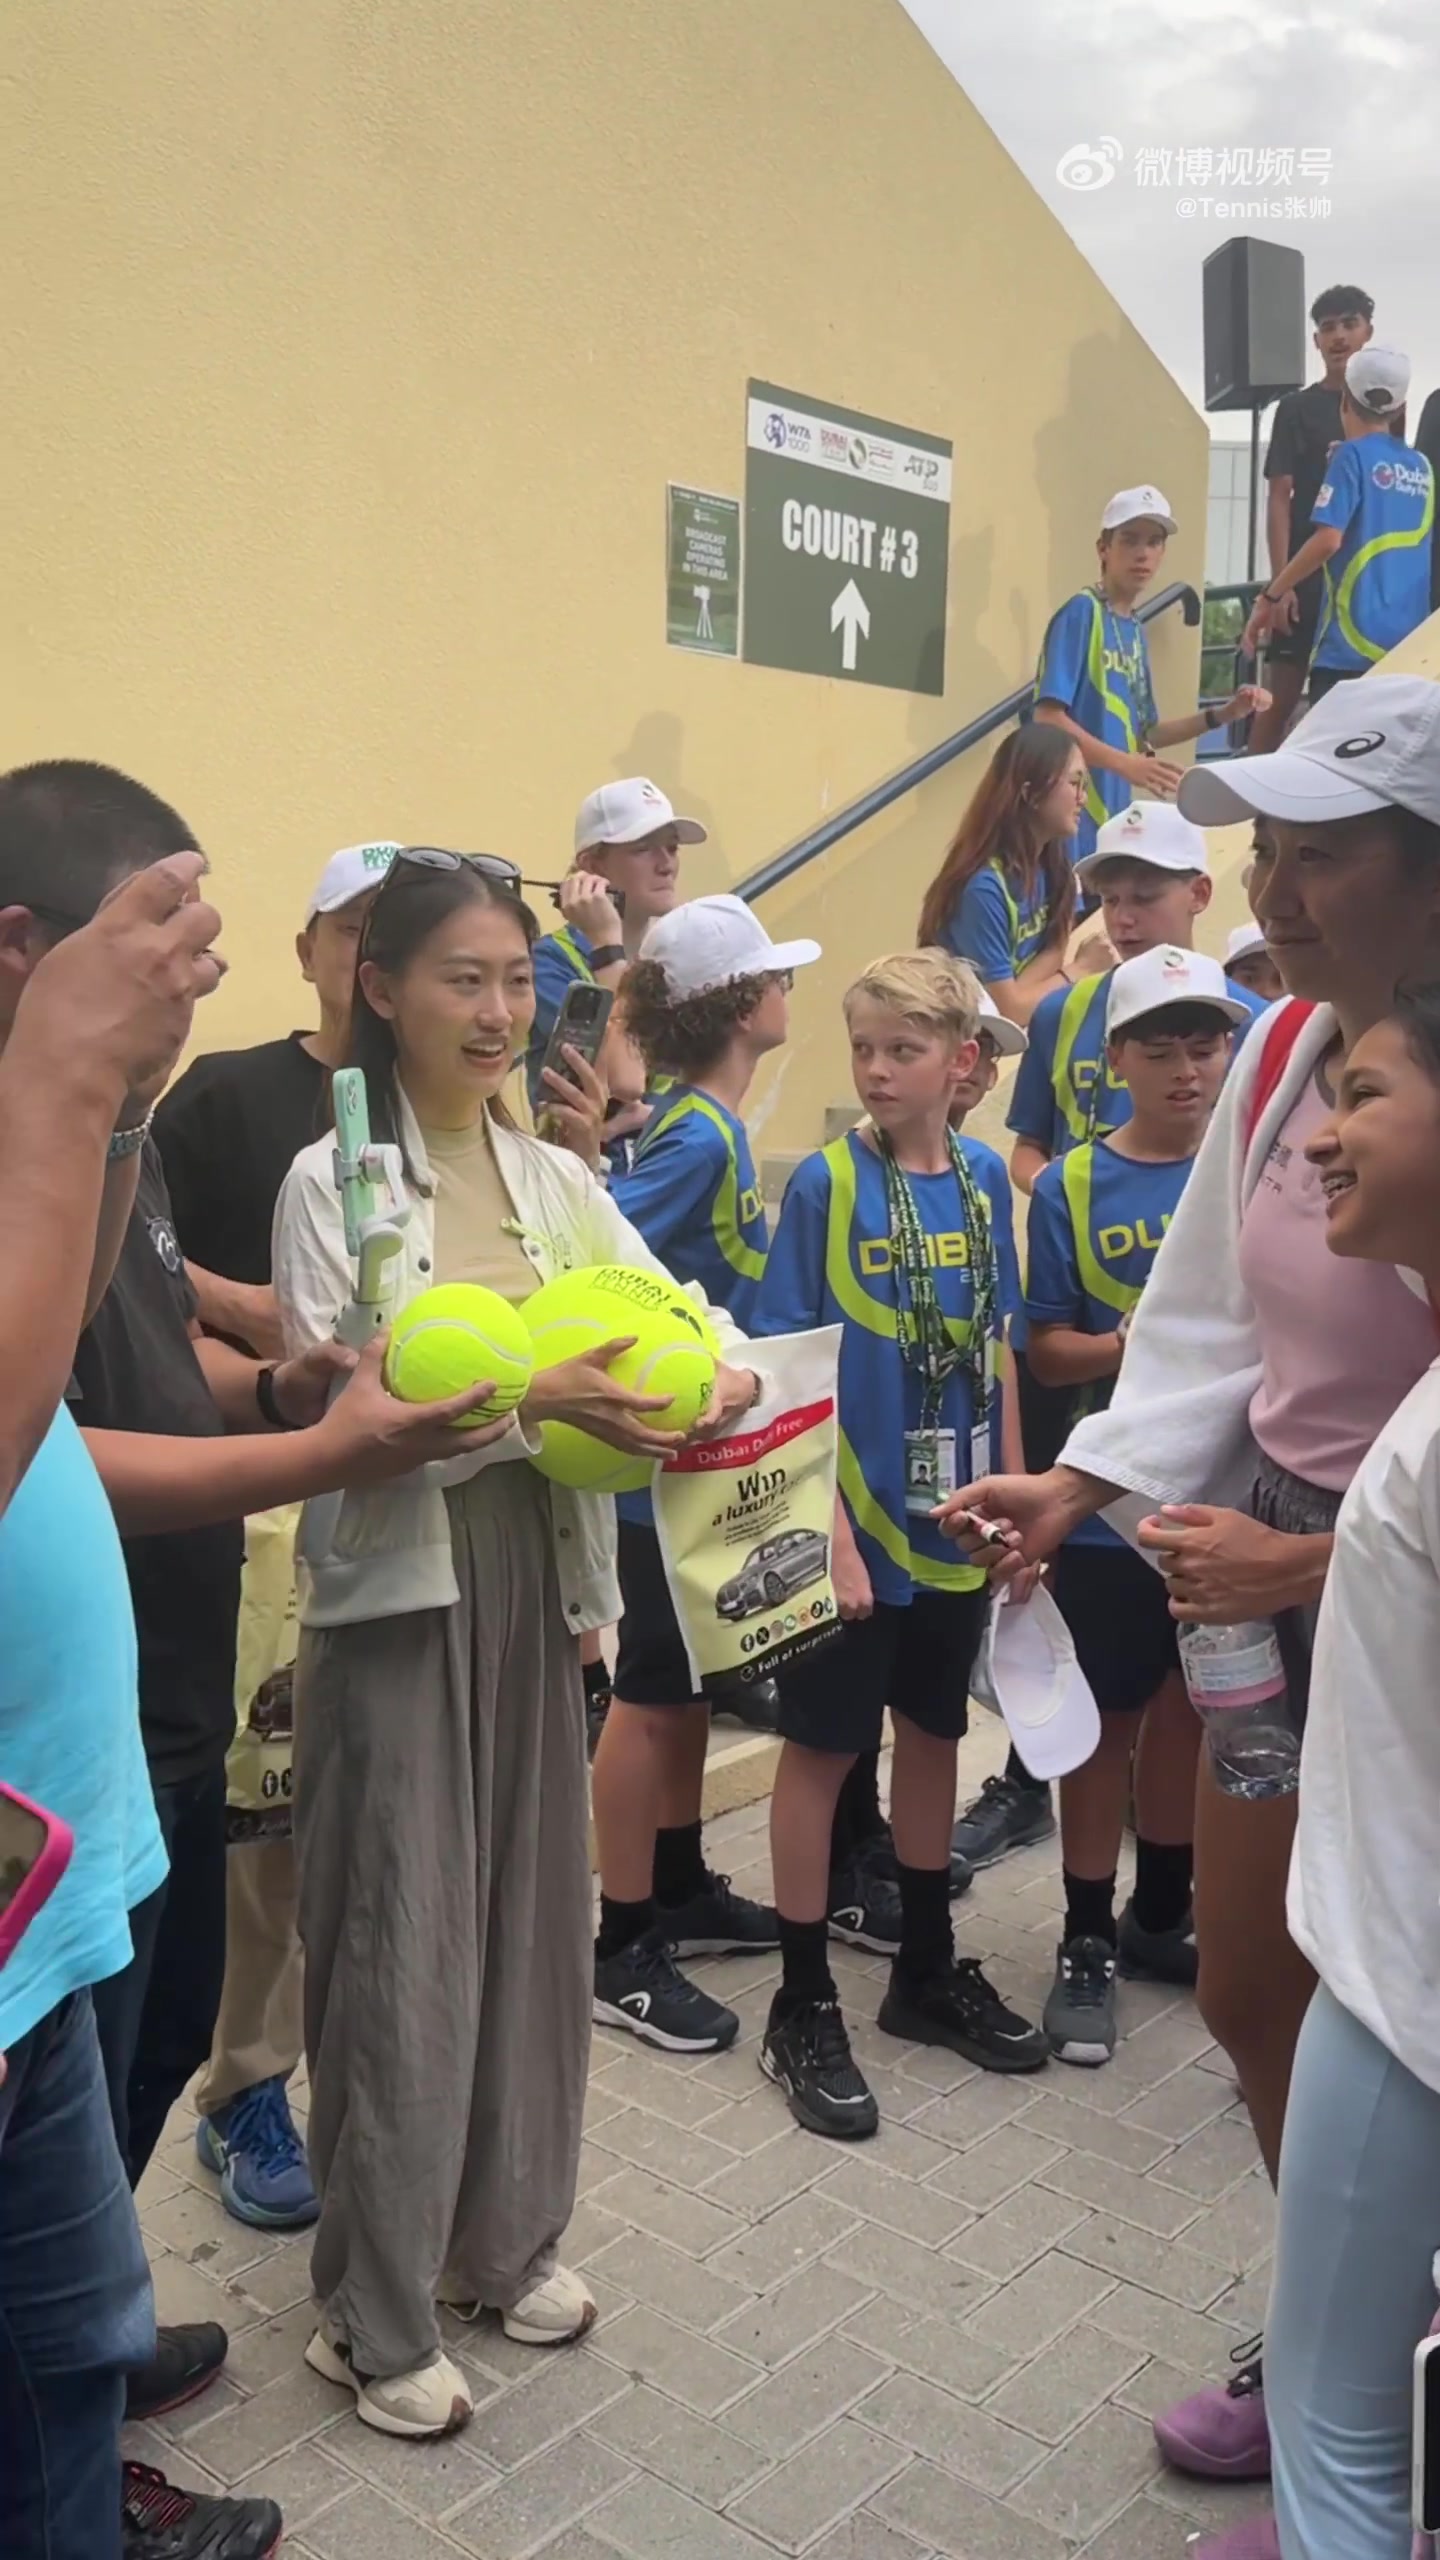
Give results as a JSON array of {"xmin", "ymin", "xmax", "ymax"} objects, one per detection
[{"xmin": 4, "ymin": 0, "xmax": 1205, "ymax": 1151}]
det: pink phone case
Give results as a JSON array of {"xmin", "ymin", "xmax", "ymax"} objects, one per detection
[{"xmin": 0, "ymin": 1785, "xmax": 75, "ymax": 1968}]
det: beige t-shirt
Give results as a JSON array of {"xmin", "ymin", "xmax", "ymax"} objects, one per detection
[{"xmin": 420, "ymin": 1115, "xmax": 535, "ymax": 1303}]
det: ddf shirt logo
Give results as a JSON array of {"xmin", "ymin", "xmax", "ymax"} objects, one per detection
[{"xmin": 1372, "ymin": 457, "xmax": 1430, "ymax": 496}]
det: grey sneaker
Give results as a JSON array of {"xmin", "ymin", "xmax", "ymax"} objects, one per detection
[
  {"xmin": 951, "ymin": 1773, "xmax": 1056, "ymax": 1870},
  {"xmin": 1043, "ymin": 1934, "xmax": 1118, "ymax": 2067}
]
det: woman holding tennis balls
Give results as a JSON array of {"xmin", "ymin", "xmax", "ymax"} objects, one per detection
[{"xmin": 272, "ymin": 848, "xmax": 760, "ymax": 2442}]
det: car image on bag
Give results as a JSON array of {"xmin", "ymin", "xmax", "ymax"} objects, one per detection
[{"xmin": 715, "ymin": 1526, "xmax": 830, "ymax": 1621}]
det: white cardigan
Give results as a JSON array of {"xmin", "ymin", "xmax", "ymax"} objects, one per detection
[
  {"xmin": 272, "ymin": 1087, "xmax": 748, "ymax": 1632},
  {"xmin": 1064, "ymin": 999, "xmax": 1337, "ymax": 1545}
]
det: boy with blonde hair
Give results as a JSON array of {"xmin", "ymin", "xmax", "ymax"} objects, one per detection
[{"xmin": 752, "ymin": 952, "xmax": 1047, "ymax": 2137}]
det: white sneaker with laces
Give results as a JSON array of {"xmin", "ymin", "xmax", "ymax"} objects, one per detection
[{"xmin": 305, "ymin": 2320, "xmax": 473, "ymax": 2436}]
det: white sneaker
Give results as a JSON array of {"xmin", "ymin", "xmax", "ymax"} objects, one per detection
[
  {"xmin": 502, "ymin": 2264, "xmax": 597, "ymax": 2346},
  {"xmin": 305, "ymin": 2320, "xmax": 473, "ymax": 2437}
]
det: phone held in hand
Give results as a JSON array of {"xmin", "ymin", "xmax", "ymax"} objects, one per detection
[
  {"xmin": 0, "ymin": 1784, "xmax": 74, "ymax": 1968},
  {"xmin": 542, "ymin": 981, "xmax": 614, "ymax": 1092},
  {"xmin": 1415, "ymin": 2331, "xmax": 1440, "ymax": 2531}
]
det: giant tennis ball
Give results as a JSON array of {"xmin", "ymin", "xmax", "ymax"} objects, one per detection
[
  {"xmin": 383, "ymin": 1283, "xmax": 535, "ymax": 1425},
  {"xmin": 522, "ymin": 1264, "xmax": 718, "ymax": 1493}
]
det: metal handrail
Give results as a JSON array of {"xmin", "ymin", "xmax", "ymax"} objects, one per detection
[{"xmin": 737, "ymin": 581, "xmax": 1202, "ymax": 905}]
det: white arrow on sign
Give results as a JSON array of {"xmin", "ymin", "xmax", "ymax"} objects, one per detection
[{"xmin": 830, "ymin": 577, "xmax": 871, "ymax": 672}]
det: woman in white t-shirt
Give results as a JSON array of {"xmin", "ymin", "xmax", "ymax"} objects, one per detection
[
  {"xmin": 1264, "ymin": 979, "xmax": 1440, "ymax": 2556},
  {"xmin": 932, "ymin": 675, "xmax": 1440, "ymax": 2523}
]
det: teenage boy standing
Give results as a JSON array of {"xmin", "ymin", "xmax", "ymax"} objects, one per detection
[
  {"xmin": 1034, "ymin": 491, "xmax": 1268, "ymax": 859},
  {"xmin": 1246, "ymin": 346, "xmax": 1434, "ymax": 700},
  {"xmin": 153, "ymin": 842, "xmax": 396, "ymax": 2230},
  {"xmin": 1025, "ymin": 949, "xmax": 1247, "ymax": 2065},
  {"xmin": 1249, "ymin": 285, "xmax": 1379, "ymax": 753},
  {"xmin": 753, "ymin": 952, "xmax": 1046, "ymax": 2139}
]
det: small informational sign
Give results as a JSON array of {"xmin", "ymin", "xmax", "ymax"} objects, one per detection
[
  {"xmin": 666, "ymin": 485, "xmax": 741, "ymax": 657},
  {"xmin": 742, "ymin": 381, "xmax": 952, "ymax": 694}
]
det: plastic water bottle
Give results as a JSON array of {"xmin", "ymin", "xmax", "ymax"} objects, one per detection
[{"xmin": 1177, "ymin": 1619, "xmax": 1301, "ymax": 1800}]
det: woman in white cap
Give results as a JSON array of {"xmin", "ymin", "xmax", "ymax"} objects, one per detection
[{"xmin": 934, "ymin": 673, "xmax": 1440, "ymax": 2542}]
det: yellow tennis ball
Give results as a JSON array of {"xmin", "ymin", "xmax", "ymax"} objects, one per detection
[
  {"xmin": 383, "ymin": 1283, "xmax": 534, "ymax": 1425},
  {"xmin": 521, "ymin": 1264, "xmax": 718, "ymax": 1492}
]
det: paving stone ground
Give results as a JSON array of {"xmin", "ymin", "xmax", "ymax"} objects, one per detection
[{"xmin": 128, "ymin": 1718, "xmax": 1274, "ymax": 2557}]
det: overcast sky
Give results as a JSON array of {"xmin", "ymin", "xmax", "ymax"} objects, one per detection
[{"xmin": 901, "ymin": 0, "xmax": 1439, "ymax": 443}]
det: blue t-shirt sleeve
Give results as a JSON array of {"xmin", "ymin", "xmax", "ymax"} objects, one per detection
[
  {"xmin": 945, "ymin": 869, "xmax": 1015, "ymax": 983},
  {"xmin": 527, "ymin": 936, "xmax": 580, "ymax": 1108},
  {"xmin": 1312, "ymin": 441, "xmax": 1362, "ymax": 533},
  {"xmin": 1034, "ymin": 593, "xmax": 1092, "ymax": 713},
  {"xmin": 1024, "ymin": 1168, "xmax": 1084, "ymax": 1328},
  {"xmin": 1226, "ymin": 981, "xmax": 1271, "ymax": 1054},
  {"xmin": 611, "ymin": 1118, "xmax": 724, "ymax": 1265},
  {"xmin": 1007, "ymin": 993, "xmax": 1060, "ymax": 1143},
  {"xmin": 753, "ymin": 1159, "xmax": 829, "ymax": 1337}
]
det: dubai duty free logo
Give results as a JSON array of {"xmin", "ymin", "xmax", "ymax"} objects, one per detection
[{"xmin": 1056, "ymin": 137, "xmax": 1123, "ymax": 192}]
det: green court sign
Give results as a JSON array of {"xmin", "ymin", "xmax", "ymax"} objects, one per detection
[
  {"xmin": 666, "ymin": 485, "xmax": 741, "ymax": 657},
  {"xmin": 742, "ymin": 382, "xmax": 951, "ymax": 695}
]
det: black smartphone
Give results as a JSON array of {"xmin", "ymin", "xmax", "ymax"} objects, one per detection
[
  {"xmin": 1414, "ymin": 2333, "xmax": 1440, "ymax": 2530},
  {"xmin": 540, "ymin": 980, "xmax": 614, "ymax": 1093},
  {"xmin": 550, "ymin": 884, "xmax": 626, "ymax": 921}
]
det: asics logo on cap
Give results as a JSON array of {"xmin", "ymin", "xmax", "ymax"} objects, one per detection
[{"xmin": 1333, "ymin": 732, "xmax": 1387, "ymax": 759}]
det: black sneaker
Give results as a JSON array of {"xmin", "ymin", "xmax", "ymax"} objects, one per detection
[
  {"xmin": 827, "ymin": 1842, "xmax": 902, "ymax": 1953},
  {"xmin": 950, "ymin": 1772, "xmax": 1056, "ymax": 1870},
  {"xmin": 1043, "ymin": 1934, "xmax": 1119, "ymax": 2066},
  {"xmin": 760, "ymin": 1999, "xmax": 879, "ymax": 2139},
  {"xmin": 124, "ymin": 2323, "xmax": 228, "ymax": 2422},
  {"xmin": 1117, "ymin": 1898, "xmax": 1198, "ymax": 1986},
  {"xmin": 593, "ymin": 1927, "xmax": 739, "ymax": 2052},
  {"xmin": 122, "ymin": 2463, "xmax": 281, "ymax": 2558},
  {"xmin": 878, "ymin": 1957, "xmax": 1049, "ymax": 2073},
  {"xmin": 714, "ymin": 1678, "xmax": 780, "ymax": 1732},
  {"xmin": 661, "ymin": 1871, "xmax": 780, "ymax": 1956},
  {"xmin": 869, "ymin": 1825, "xmax": 974, "ymax": 1902}
]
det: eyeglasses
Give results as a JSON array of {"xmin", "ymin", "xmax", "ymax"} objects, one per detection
[{"xmin": 360, "ymin": 846, "xmax": 561, "ymax": 950}]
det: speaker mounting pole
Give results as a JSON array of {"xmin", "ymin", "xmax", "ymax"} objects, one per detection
[{"xmin": 1247, "ymin": 403, "xmax": 1263, "ymax": 582}]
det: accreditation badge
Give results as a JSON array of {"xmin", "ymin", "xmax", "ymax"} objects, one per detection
[{"xmin": 904, "ymin": 1426, "xmax": 956, "ymax": 1515}]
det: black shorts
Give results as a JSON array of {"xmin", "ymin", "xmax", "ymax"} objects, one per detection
[
  {"xmin": 774, "ymin": 1586, "xmax": 986, "ymax": 1758},
  {"xmin": 1016, "ymin": 1350, "xmax": 1074, "ymax": 1477},
  {"xmin": 1263, "ymin": 572, "xmax": 1322, "ymax": 669},
  {"xmin": 1307, "ymin": 663, "xmax": 1362, "ymax": 704},
  {"xmin": 612, "ymin": 1518, "xmax": 706, "ymax": 1709},
  {"xmin": 1050, "ymin": 1540, "xmax": 1179, "ymax": 1716}
]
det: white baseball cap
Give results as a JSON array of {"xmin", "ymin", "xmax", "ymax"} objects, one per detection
[
  {"xmin": 971, "ymin": 1583, "xmax": 1101, "ymax": 1782},
  {"xmin": 1346, "ymin": 344, "xmax": 1411, "ymax": 419},
  {"xmin": 638, "ymin": 894, "xmax": 820, "ymax": 998},
  {"xmin": 574, "ymin": 777, "xmax": 707, "ymax": 855},
  {"xmin": 1075, "ymin": 799, "xmax": 1210, "ymax": 886},
  {"xmin": 1105, "ymin": 944, "xmax": 1251, "ymax": 1038},
  {"xmin": 1225, "ymin": 921, "xmax": 1268, "ymax": 967},
  {"xmin": 977, "ymin": 989, "xmax": 1027, "ymax": 1057},
  {"xmin": 1179, "ymin": 675, "xmax": 1440, "ymax": 830},
  {"xmin": 1100, "ymin": 484, "xmax": 1177, "ymax": 537},
  {"xmin": 304, "ymin": 840, "xmax": 401, "ymax": 921}
]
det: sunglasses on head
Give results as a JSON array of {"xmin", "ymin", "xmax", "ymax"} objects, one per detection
[{"xmin": 360, "ymin": 846, "xmax": 561, "ymax": 946}]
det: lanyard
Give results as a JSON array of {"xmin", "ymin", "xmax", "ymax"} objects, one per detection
[
  {"xmin": 877, "ymin": 1130, "xmax": 997, "ymax": 1429},
  {"xmin": 1091, "ymin": 587, "xmax": 1147, "ymax": 695}
]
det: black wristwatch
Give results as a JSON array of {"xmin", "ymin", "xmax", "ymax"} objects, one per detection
[
  {"xmin": 588, "ymin": 943, "xmax": 625, "ymax": 970},
  {"xmin": 255, "ymin": 1364, "xmax": 298, "ymax": 1431}
]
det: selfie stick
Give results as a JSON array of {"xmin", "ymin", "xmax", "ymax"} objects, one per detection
[{"xmin": 331, "ymin": 1068, "xmax": 411, "ymax": 1351}]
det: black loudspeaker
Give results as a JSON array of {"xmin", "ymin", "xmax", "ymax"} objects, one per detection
[{"xmin": 1203, "ymin": 237, "xmax": 1306, "ymax": 411}]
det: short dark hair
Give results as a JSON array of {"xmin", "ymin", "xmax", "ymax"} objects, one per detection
[
  {"xmin": 1392, "ymin": 981, "xmax": 1440, "ymax": 1082},
  {"xmin": 621, "ymin": 958, "xmax": 770, "ymax": 1084},
  {"xmin": 0, "ymin": 759, "xmax": 196, "ymax": 928},
  {"xmin": 1111, "ymin": 1001, "xmax": 1232, "ymax": 1045},
  {"xmin": 1311, "ymin": 284, "xmax": 1374, "ymax": 324}
]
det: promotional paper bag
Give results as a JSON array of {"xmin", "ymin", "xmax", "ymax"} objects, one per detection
[{"xmin": 226, "ymin": 1503, "xmax": 301, "ymax": 1838}]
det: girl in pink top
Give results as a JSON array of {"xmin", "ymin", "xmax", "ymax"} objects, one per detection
[{"xmin": 933, "ymin": 675, "xmax": 1440, "ymax": 2555}]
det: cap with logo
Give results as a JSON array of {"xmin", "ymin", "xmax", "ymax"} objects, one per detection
[
  {"xmin": 1225, "ymin": 921, "xmax": 1268, "ymax": 967},
  {"xmin": 638, "ymin": 893, "xmax": 820, "ymax": 998},
  {"xmin": 1100, "ymin": 485, "xmax": 1178, "ymax": 537},
  {"xmin": 1075, "ymin": 799, "xmax": 1210, "ymax": 885},
  {"xmin": 1346, "ymin": 344, "xmax": 1411, "ymax": 419},
  {"xmin": 305, "ymin": 841, "xmax": 401, "ymax": 921},
  {"xmin": 976, "ymin": 988, "xmax": 1028, "ymax": 1057},
  {"xmin": 1179, "ymin": 674, "xmax": 1440, "ymax": 830},
  {"xmin": 574, "ymin": 777, "xmax": 707, "ymax": 856},
  {"xmin": 1105, "ymin": 944, "xmax": 1251, "ymax": 1039}
]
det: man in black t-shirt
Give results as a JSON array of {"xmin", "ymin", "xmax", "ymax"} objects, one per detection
[
  {"xmin": 152, "ymin": 843, "xmax": 394, "ymax": 2234},
  {"xmin": 1250, "ymin": 285, "xmax": 1382, "ymax": 753}
]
